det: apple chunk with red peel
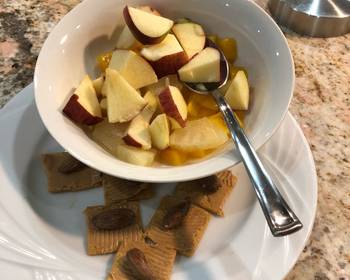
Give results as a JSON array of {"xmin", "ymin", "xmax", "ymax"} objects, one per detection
[
  {"xmin": 149, "ymin": 114, "xmax": 170, "ymax": 150},
  {"xmin": 102, "ymin": 68, "xmax": 147, "ymax": 123},
  {"xmin": 172, "ymin": 22, "xmax": 205, "ymax": 59},
  {"xmin": 123, "ymin": 6, "xmax": 173, "ymax": 45},
  {"xmin": 178, "ymin": 47, "xmax": 221, "ymax": 83},
  {"xmin": 123, "ymin": 115, "xmax": 152, "ymax": 150},
  {"xmin": 140, "ymin": 91, "xmax": 158, "ymax": 123},
  {"xmin": 158, "ymin": 86, "xmax": 187, "ymax": 128},
  {"xmin": 63, "ymin": 75, "xmax": 103, "ymax": 125},
  {"xmin": 224, "ymin": 70, "xmax": 249, "ymax": 110},
  {"xmin": 92, "ymin": 76, "xmax": 104, "ymax": 96},
  {"xmin": 141, "ymin": 34, "xmax": 188, "ymax": 78},
  {"xmin": 109, "ymin": 50, "xmax": 157, "ymax": 89},
  {"xmin": 116, "ymin": 144, "xmax": 156, "ymax": 166}
]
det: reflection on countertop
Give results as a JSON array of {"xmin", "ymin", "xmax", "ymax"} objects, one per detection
[{"xmin": 0, "ymin": 0, "xmax": 349, "ymax": 278}]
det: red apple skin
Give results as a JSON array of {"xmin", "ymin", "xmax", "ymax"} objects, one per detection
[
  {"xmin": 148, "ymin": 51, "xmax": 188, "ymax": 78},
  {"xmin": 63, "ymin": 94, "xmax": 103, "ymax": 125},
  {"xmin": 123, "ymin": 6, "xmax": 167, "ymax": 45},
  {"xmin": 158, "ymin": 87, "xmax": 186, "ymax": 127},
  {"xmin": 122, "ymin": 134, "xmax": 143, "ymax": 148}
]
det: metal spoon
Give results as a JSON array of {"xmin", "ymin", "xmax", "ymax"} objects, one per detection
[{"xmin": 184, "ymin": 41, "xmax": 303, "ymax": 237}]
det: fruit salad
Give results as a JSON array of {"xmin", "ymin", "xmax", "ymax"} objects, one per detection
[{"xmin": 62, "ymin": 5, "xmax": 250, "ymax": 166}]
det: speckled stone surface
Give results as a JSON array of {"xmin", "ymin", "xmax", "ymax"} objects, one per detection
[{"xmin": 0, "ymin": 0, "xmax": 349, "ymax": 279}]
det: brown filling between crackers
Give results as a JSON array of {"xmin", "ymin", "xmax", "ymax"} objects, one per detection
[
  {"xmin": 126, "ymin": 248, "xmax": 154, "ymax": 280},
  {"xmin": 92, "ymin": 208, "xmax": 136, "ymax": 230},
  {"xmin": 162, "ymin": 200, "xmax": 191, "ymax": 230}
]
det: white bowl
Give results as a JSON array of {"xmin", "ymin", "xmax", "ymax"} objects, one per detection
[{"xmin": 34, "ymin": 0, "xmax": 294, "ymax": 182}]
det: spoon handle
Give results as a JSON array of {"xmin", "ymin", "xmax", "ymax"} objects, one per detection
[{"xmin": 211, "ymin": 90, "xmax": 303, "ymax": 237}]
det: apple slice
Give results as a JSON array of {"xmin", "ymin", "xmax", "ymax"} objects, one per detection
[
  {"xmin": 140, "ymin": 34, "xmax": 188, "ymax": 78},
  {"xmin": 116, "ymin": 25, "xmax": 138, "ymax": 49},
  {"xmin": 140, "ymin": 91, "xmax": 158, "ymax": 123},
  {"xmin": 91, "ymin": 120, "xmax": 128, "ymax": 156},
  {"xmin": 123, "ymin": 6, "xmax": 173, "ymax": 45},
  {"xmin": 109, "ymin": 50, "xmax": 157, "ymax": 89},
  {"xmin": 92, "ymin": 76, "xmax": 104, "ymax": 96},
  {"xmin": 123, "ymin": 115, "xmax": 152, "ymax": 150},
  {"xmin": 137, "ymin": 5, "xmax": 161, "ymax": 16},
  {"xmin": 63, "ymin": 75, "xmax": 103, "ymax": 125},
  {"xmin": 169, "ymin": 117, "xmax": 229, "ymax": 152},
  {"xmin": 116, "ymin": 144, "xmax": 156, "ymax": 166},
  {"xmin": 102, "ymin": 68, "xmax": 147, "ymax": 123},
  {"xmin": 99, "ymin": 98, "xmax": 107, "ymax": 116},
  {"xmin": 224, "ymin": 70, "xmax": 249, "ymax": 110},
  {"xmin": 146, "ymin": 74, "xmax": 183, "ymax": 96},
  {"xmin": 178, "ymin": 47, "xmax": 221, "ymax": 83},
  {"xmin": 158, "ymin": 86, "xmax": 187, "ymax": 127},
  {"xmin": 172, "ymin": 22, "xmax": 205, "ymax": 59},
  {"xmin": 149, "ymin": 114, "xmax": 170, "ymax": 150}
]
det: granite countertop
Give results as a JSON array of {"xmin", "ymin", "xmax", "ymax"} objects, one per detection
[{"xmin": 0, "ymin": 0, "xmax": 349, "ymax": 279}]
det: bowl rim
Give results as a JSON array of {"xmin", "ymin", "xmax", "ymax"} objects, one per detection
[{"xmin": 34, "ymin": 0, "xmax": 295, "ymax": 182}]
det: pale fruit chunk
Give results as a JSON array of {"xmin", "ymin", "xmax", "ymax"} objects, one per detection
[
  {"xmin": 149, "ymin": 114, "xmax": 170, "ymax": 150},
  {"xmin": 146, "ymin": 74, "xmax": 183, "ymax": 96},
  {"xmin": 109, "ymin": 50, "xmax": 157, "ymax": 89},
  {"xmin": 140, "ymin": 34, "xmax": 188, "ymax": 78},
  {"xmin": 91, "ymin": 120, "xmax": 128, "ymax": 156},
  {"xmin": 123, "ymin": 6, "xmax": 173, "ymax": 45},
  {"xmin": 63, "ymin": 75, "xmax": 102, "ymax": 125},
  {"xmin": 140, "ymin": 90, "xmax": 158, "ymax": 123},
  {"xmin": 172, "ymin": 22, "xmax": 205, "ymax": 59},
  {"xmin": 224, "ymin": 70, "xmax": 249, "ymax": 110},
  {"xmin": 102, "ymin": 68, "xmax": 147, "ymax": 123},
  {"xmin": 170, "ymin": 117, "xmax": 228, "ymax": 152},
  {"xmin": 116, "ymin": 144, "xmax": 156, "ymax": 166},
  {"xmin": 123, "ymin": 115, "xmax": 152, "ymax": 150},
  {"xmin": 116, "ymin": 25, "xmax": 137, "ymax": 49},
  {"xmin": 178, "ymin": 47, "xmax": 221, "ymax": 83},
  {"xmin": 92, "ymin": 76, "xmax": 104, "ymax": 96},
  {"xmin": 158, "ymin": 86, "xmax": 187, "ymax": 127},
  {"xmin": 137, "ymin": 5, "xmax": 161, "ymax": 16},
  {"xmin": 99, "ymin": 98, "xmax": 107, "ymax": 116}
]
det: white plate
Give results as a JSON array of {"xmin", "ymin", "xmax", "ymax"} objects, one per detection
[{"xmin": 0, "ymin": 85, "xmax": 317, "ymax": 280}]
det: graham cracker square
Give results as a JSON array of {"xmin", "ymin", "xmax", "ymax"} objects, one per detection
[
  {"xmin": 103, "ymin": 175, "xmax": 155, "ymax": 205},
  {"xmin": 174, "ymin": 170, "xmax": 237, "ymax": 216},
  {"xmin": 107, "ymin": 238, "xmax": 176, "ymax": 280},
  {"xmin": 41, "ymin": 152, "xmax": 101, "ymax": 193},
  {"xmin": 146, "ymin": 195, "xmax": 211, "ymax": 257},
  {"xmin": 84, "ymin": 202, "xmax": 143, "ymax": 256}
]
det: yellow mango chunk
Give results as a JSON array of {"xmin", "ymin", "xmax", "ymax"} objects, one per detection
[
  {"xmin": 158, "ymin": 148, "xmax": 188, "ymax": 166},
  {"xmin": 207, "ymin": 34, "xmax": 218, "ymax": 44},
  {"xmin": 96, "ymin": 51, "xmax": 113, "ymax": 72},
  {"xmin": 191, "ymin": 94, "xmax": 218, "ymax": 111},
  {"xmin": 188, "ymin": 99, "xmax": 217, "ymax": 119},
  {"xmin": 218, "ymin": 37, "xmax": 237, "ymax": 63}
]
